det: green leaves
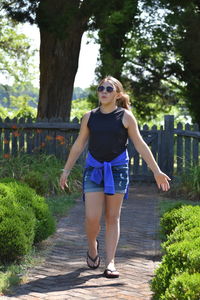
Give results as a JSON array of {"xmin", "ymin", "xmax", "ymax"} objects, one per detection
[{"xmin": 0, "ymin": 16, "xmax": 37, "ymax": 84}]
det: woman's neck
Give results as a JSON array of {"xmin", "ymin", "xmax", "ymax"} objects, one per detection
[{"xmin": 100, "ymin": 104, "xmax": 118, "ymax": 114}]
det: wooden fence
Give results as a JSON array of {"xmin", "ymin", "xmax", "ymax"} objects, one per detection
[{"xmin": 0, "ymin": 115, "xmax": 199, "ymax": 182}]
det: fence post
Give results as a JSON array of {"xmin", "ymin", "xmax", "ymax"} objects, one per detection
[{"xmin": 164, "ymin": 115, "xmax": 174, "ymax": 178}]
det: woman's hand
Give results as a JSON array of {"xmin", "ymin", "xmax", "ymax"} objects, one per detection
[
  {"xmin": 59, "ymin": 172, "xmax": 69, "ymax": 191},
  {"xmin": 153, "ymin": 171, "xmax": 171, "ymax": 191}
]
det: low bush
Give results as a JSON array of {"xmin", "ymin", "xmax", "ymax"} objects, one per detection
[
  {"xmin": 151, "ymin": 203, "xmax": 200, "ymax": 299},
  {"xmin": 0, "ymin": 179, "xmax": 55, "ymax": 244},
  {"xmin": 152, "ymin": 237, "xmax": 200, "ymax": 299},
  {"xmin": 164, "ymin": 272, "xmax": 200, "ymax": 300},
  {"xmin": 162, "ymin": 224, "xmax": 200, "ymax": 250},
  {"xmin": 0, "ymin": 180, "xmax": 55, "ymax": 262},
  {"xmin": 0, "ymin": 204, "xmax": 36, "ymax": 262},
  {"xmin": 160, "ymin": 205, "xmax": 200, "ymax": 237}
]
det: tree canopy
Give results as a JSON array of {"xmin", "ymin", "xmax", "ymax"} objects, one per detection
[
  {"xmin": 2, "ymin": 0, "xmax": 200, "ymax": 125},
  {"xmin": 126, "ymin": 0, "xmax": 200, "ymax": 124},
  {"xmin": 0, "ymin": 15, "xmax": 37, "ymax": 84}
]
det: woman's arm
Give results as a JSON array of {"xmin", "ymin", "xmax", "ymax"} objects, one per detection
[
  {"xmin": 60, "ymin": 111, "xmax": 90, "ymax": 190},
  {"xmin": 123, "ymin": 110, "xmax": 171, "ymax": 191}
]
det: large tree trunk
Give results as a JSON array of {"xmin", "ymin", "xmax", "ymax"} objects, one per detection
[{"xmin": 36, "ymin": 0, "xmax": 88, "ymax": 121}]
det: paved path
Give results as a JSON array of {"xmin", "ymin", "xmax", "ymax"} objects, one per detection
[{"xmin": 3, "ymin": 183, "xmax": 161, "ymax": 300}]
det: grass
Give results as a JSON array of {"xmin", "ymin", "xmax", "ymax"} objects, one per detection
[
  {"xmin": 157, "ymin": 196, "xmax": 199, "ymax": 218},
  {"xmin": 0, "ymin": 246, "xmax": 46, "ymax": 295},
  {"xmin": 0, "ymin": 152, "xmax": 83, "ymax": 197},
  {"xmin": 170, "ymin": 165, "xmax": 200, "ymax": 201},
  {"xmin": 46, "ymin": 192, "xmax": 81, "ymax": 219}
]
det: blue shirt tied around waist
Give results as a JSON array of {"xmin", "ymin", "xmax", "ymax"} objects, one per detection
[{"xmin": 83, "ymin": 150, "xmax": 129, "ymax": 200}]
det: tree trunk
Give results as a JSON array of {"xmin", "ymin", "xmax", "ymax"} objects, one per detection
[{"xmin": 36, "ymin": 0, "xmax": 88, "ymax": 121}]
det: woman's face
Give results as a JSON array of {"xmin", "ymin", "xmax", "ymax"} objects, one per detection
[{"xmin": 97, "ymin": 81, "xmax": 119, "ymax": 105}]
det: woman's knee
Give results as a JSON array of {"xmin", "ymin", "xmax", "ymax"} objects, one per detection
[
  {"xmin": 85, "ymin": 214, "xmax": 100, "ymax": 228},
  {"xmin": 105, "ymin": 214, "xmax": 120, "ymax": 226}
]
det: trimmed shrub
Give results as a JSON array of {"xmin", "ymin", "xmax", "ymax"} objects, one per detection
[
  {"xmin": 160, "ymin": 205, "xmax": 200, "ymax": 237},
  {"xmin": 152, "ymin": 203, "xmax": 200, "ymax": 299},
  {"xmin": 0, "ymin": 179, "xmax": 55, "ymax": 262},
  {"xmin": 164, "ymin": 272, "xmax": 200, "ymax": 300},
  {"xmin": 0, "ymin": 204, "xmax": 36, "ymax": 262},
  {"xmin": 162, "ymin": 225, "xmax": 200, "ymax": 250},
  {"xmin": 152, "ymin": 235, "xmax": 200, "ymax": 299},
  {"xmin": 0, "ymin": 180, "xmax": 56, "ymax": 244},
  {"xmin": 31, "ymin": 195, "xmax": 56, "ymax": 243}
]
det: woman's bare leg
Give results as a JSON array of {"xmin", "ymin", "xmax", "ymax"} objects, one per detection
[
  {"xmin": 105, "ymin": 193, "xmax": 124, "ymax": 271},
  {"xmin": 85, "ymin": 191, "xmax": 105, "ymax": 267}
]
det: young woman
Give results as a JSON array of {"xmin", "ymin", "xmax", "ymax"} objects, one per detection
[{"xmin": 59, "ymin": 76, "xmax": 171, "ymax": 278}]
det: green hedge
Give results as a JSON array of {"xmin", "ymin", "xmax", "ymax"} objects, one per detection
[
  {"xmin": 151, "ymin": 203, "xmax": 200, "ymax": 299},
  {"xmin": 0, "ymin": 204, "xmax": 35, "ymax": 262},
  {"xmin": 0, "ymin": 179, "xmax": 55, "ymax": 262},
  {"xmin": 160, "ymin": 205, "xmax": 200, "ymax": 237},
  {"xmin": 164, "ymin": 272, "xmax": 200, "ymax": 300}
]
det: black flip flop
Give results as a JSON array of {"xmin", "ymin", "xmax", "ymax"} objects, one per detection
[
  {"xmin": 86, "ymin": 240, "xmax": 100, "ymax": 269},
  {"xmin": 104, "ymin": 268, "xmax": 119, "ymax": 278}
]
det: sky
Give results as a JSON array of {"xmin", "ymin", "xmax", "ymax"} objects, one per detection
[{"xmin": 18, "ymin": 23, "xmax": 100, "ymax": 89}]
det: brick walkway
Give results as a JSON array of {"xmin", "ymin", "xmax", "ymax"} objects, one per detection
[{"xmin": 3, "ymin": 183, "xmax": 161, "ymax": 300}]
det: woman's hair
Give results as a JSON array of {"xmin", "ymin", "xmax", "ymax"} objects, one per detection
[{"xmin": 98, "ymin": 75, "xmax": 131, "ymax": 110}]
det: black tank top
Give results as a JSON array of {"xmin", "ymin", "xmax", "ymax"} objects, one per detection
[{"xmin": 87, "ymin": 107, "xmax": 128, "ymax": 162}]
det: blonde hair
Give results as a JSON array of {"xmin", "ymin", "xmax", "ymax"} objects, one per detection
[{"xmin": 98, "ymin": 76, "xmax": 131, "ymax": 110}]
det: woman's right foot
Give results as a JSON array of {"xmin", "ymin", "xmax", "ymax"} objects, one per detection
[{"xmin": 86, "ymin": 240, "xmax": 100, "ymax": 269}]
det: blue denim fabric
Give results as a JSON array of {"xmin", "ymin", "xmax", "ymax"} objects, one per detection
[{"xmin": 83, "ymin": 163, "xmax": 129, "ymax": 197}]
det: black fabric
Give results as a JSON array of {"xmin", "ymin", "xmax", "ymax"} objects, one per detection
[{"xmin": 87, "ymin": 107, "xmax": 128, "ymax": 162}]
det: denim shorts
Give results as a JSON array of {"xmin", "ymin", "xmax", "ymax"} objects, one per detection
[{"xmin": 83, "ymin": 163, "xmax": 129, "ymax": 195}]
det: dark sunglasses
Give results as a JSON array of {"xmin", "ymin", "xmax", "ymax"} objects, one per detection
[{"xmin": 97, "ymin": 85, "xmax": 114, "ymax": 93}]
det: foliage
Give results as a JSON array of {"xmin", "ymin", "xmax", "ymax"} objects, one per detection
[
  {"xmin": 0, "ymin": 179, "xmax": 56, "ymax": 245},
  {"xmin": 0, "ymin": 83, "xmax": 39, "ymax": 120},
  {"xmin": 2, "ymin": 0, "xmax": 196, "ymax": 124},
  {"xmin": 167, "ymin": 165, "xmax": 200, "ymax": 202},
  {"xmin": 164, "ymin": 272, "xmax": 200, "ymax": 300},
  {"xmin": 0, "ymin": 15, "xmax": 37, "ymax": 84},
  {"xmin": 151, "ymin": 203, "xmax": 200, "ymax": 299},
  {"xmin": 70, "ymin": 97, "xmax": 96, "ymax": 121},
  {"xmin": 93, "ymin": 0, "xmax": 139, "ymax": 79},
  {"xmin": 2, "ymin": 0, "xmax": 143, "ymax": 121},
  {"xmin": 0, "ymin": 247, "xmax": 41, "ymax": 294},
  {"xmin": 160, "ymin": 205, "xmax": 200, "ymax": 237},
  {"xmin": 163, "ymin": 226, "xmax": 200, "ymax": 251},
  {"xmin": 122, "ymin": 2, "xmax": 186, "ymax": 122},
  {"xmin": 0, "ymin": 185, "xmax": 36, "ymax": 262},
  {"xmin": 46, "ymin": 193, "xmax": 79, "ymax": 219},
  {"xmin": 139, "ymin": 0, "xmax": 200, "ymax": 126},
  {"xmin": 0, "ymin": 153, "xmax": 83, "ymax": 197},
  {"xmin": 22, "ymin": 170, "xmax": 49, "ymax": 196}
]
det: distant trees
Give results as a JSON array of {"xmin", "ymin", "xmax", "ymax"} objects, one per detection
[{"xmin": 0, "ymin": 15, "xmax": 36, "ymax": 83}]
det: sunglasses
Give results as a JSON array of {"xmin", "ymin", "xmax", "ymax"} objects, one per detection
[{"xmin": 97, "ymin": 85, "xmax": 114, "ymax": 93}]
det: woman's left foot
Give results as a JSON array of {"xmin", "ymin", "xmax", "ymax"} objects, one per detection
[
  {"xmin": 104, "ymin": 268, "xmax": 119, "ymax": 278},
  {"xmin": 104, "ymin": 262, "xmax": 119, "ymax": 278}
]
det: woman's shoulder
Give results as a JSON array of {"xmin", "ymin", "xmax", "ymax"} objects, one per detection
[
  {"xmin": 123, "ymin": 109, "xmax": 138, "ymax": 128},
  {"xmin": 82, "ymin": 108, "xmax": 99, "ymax": 122}
]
